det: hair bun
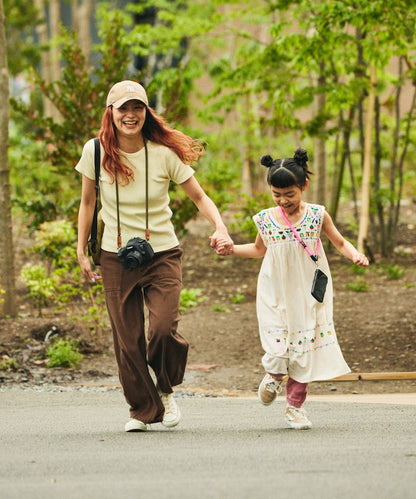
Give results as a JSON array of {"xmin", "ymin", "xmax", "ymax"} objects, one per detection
[
  {"xmin": 293, "ymin": 147, "xmax": 308, "ymax": 165},
  {"xmin": 260, "ymin": 154, "xmax": 274, "ymax": 167}
]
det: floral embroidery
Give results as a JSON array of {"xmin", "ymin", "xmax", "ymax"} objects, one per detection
[{"xmin": 254, "ymin": 204, "xmax": 323, "ymax": 247}]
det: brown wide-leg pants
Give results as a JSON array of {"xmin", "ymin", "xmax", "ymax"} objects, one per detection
[{"xmin": 100, "ymin": 247, "xmax": 188, "ymax": 424}]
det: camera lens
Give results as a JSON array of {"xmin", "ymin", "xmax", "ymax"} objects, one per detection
[{"xmin": 125, "ymin": 252, "xmax": 141, "ymax": 268}]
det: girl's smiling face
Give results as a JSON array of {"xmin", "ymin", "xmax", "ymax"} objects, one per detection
[
  {"xmin": 271, "ymin": 180, "xmax": 308, "ymax": 217},
  {"xmin": 112, "ymin": 99, "xmax": 147, "ymax": 138}
]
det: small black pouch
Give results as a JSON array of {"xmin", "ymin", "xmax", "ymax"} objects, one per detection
[{"xmin": 311, "ymin": 268, "xmax": 328, "ymax": 303}]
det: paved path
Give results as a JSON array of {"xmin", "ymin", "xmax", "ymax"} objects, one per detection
[{"xmin": 1, "ymin": 390, "xmax": 415, "ymax": 499}]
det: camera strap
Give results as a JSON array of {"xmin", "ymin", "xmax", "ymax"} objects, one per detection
[{"xmin": 115, "ymin": 139, "xmax": 150, "ymax": 249}]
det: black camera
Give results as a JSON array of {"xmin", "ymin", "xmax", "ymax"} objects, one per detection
[{"xmin": 117, "ymin": 237, "xmax": 154, "ymax": 269}]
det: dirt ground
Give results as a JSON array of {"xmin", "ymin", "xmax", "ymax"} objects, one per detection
[{"xmin": 1, "ymin": 206, "xmax": 416, "ymax": 396}]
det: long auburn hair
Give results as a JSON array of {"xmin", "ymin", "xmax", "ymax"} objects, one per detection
[{"xmin": 98, "ymin": 105, "xmax": 205, "ymax": 184}]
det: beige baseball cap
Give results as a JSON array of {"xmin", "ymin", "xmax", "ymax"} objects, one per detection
[{"xmin": 106, "ymin": 80, "xmax": 148, "ymax": 108}]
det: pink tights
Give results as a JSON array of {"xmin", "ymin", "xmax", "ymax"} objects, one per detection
[{"xmin": 268, "ymin": 373, "xmax": 308, "ymax": 408}]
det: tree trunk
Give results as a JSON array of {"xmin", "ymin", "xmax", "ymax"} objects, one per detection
[
  {"xmin": 358, "ymin": 63, "xmax": 376, "ymax": 253},
  {"xmin": 313, "ymin": 69, "xmax": 326, "ymax": 205},
  {"xmin": 34, "ymin": 0, "xmax": 54, "ymax": 117},
  {"xmin": 0, "ymin": 0, "xmax": 17, "ymax": 317},
  {"xmin": 48, "ymin": 0, "xmax": 61, "ymax": 121},
  {"xmin": 313, "ymin": 134, "xmax": 326, "ymax": 205},
  {"xmin": 76, "ymin": 0, "xmax": 94, "ymax": 68},
  {"xmin": 330, "ymin": 107, "xmax": 355, "ymax": 224}
]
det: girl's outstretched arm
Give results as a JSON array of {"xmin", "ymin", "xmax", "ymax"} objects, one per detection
[
  {"xmin": 218, "ymin": 233, "xmax": 266, "ymax": 258},
  {"xmin": 322, "ymin": 211, "xmax": 369, "ymax": 266}
]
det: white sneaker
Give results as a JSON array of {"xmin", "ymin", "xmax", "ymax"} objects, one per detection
[
  {"xmin": 159, "ymin": 391, "xmax": 181, "ymax": 428},
  {"xmin": 125, "ymin": 418, "xmax": 148, "ymax": 432},
  {"xmin": 284, "ymin": 405, "xmax": 312, "ymax": 430},
  {"xmin": 258, "ymin": 373, "xmax": 283, "ymax": 406}
]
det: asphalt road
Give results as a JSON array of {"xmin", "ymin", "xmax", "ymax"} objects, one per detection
[{"xmin": 1, "ymin": 390, "xmax": 415, "ymax": 499}]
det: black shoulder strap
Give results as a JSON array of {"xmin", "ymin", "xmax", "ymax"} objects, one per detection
[{"xmin": 89, "ymin": 138, "xmax": 101, "ymax": 243}]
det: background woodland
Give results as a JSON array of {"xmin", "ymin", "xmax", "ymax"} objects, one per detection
[{"xmin": 0, "ymin": 0, "xmax": 415, "ymax": 339}]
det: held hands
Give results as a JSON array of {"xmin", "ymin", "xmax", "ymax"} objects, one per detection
[
  {"xmin": 210, "ymin": 236, "xmax": 234, "ymax": 255},
  {"xmin": 215, "ymin": 238, "xmax": 234, "ymax": 255},
  {"xmin": 209, "ymin": 230, "xmax": 234, "ymax": 256}
]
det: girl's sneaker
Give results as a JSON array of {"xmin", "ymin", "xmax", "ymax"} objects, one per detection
[
  {"xmin": 258, "ymin": 373, "xmax": 283, "ymax": 405},
  {"xmin": 284, "ymin": 405, "xmax": 312, "ymax": 430}
]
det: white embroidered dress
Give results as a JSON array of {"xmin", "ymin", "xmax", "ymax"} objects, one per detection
[{"xmin": 253, "ymin": 203, "xmax": 350, "ymax": 383}]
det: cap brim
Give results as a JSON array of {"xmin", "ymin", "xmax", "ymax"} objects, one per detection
[{"xmin": 110, "ymin": 96, "xmax": 148, "ymax": 108}]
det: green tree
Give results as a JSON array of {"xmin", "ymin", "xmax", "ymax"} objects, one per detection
[
  {"xmin": 4, "ymin": 0, "xmax": 41, "ymax": 76},
  {"xmin": 205, "ymin": 0, "xmax": 416, "ymax": 256},
  {"xmin": 12, "ymin": 7, "xmax": 131, "ymax": 170},
  {"xmin": 0, "ymin": 0, "xmax": 17, "ymax": 317}
]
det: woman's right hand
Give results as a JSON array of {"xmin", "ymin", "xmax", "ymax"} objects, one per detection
[
  {"xmin": 214, "ymin": 238, "xmax": 234, "ymax": 256},
  {"xmin": 78, "ymin": 253, "xmax": 102, "ymax": 283}
]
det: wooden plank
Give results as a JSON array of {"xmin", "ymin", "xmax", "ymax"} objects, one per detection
[{"xmin": 331, "ymin": 372, "xmax": 416, "ymax": 382}]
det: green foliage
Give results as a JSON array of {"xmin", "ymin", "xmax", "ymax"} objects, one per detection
[
  {"xmin": 201, "ymin": 0, "xmax": 416, "ymax": 256},
  {"xmin": 345, "ymin": 277, "xmax": 370, "ymax": 292},
  {"xmin": 31, "ymin": 220, "xmax": 76, "ymax": 269},
  {"xmin": 17, "ymin": 203, "xmax": 109, "ymax": 345},
  {"xmin": 8, "ymin": 128, "xmax": 66, "ymax": 231},
  {"xmin": 8, "ymin": 0, "xmax": 416, "ymax": 261},
  {"xmin": 212, "ymin": 304, "xmax": 230, "ymax": 312},
  {"xmin": 169, "ymin": 185, "xmax": 199, "ymax": 237},
  {"xmin": 351, "ymin": 264, "xmax": 366, "ymax": 275},
  {"xmin": 195, "ymin": 133, "xmax": 241, "ymax": 207},
  {"xmin": 46, "ymin": 338, "xmax": 83, "ymax": 369},
  {"xmin": 4, "ymin": 0, "xmax": 41, "ymax": 75},
  {"xmin": 11, "ymin": 7, "xmax": 131, "ymax": 170},
  {"xmin": 20, "ymin": 264, "xmax": 56, "ymax": 315},
  {"xmin": 74, "ymin": 280, "xmax": 109, "ymax": 347},
  {"xmin": 180, "ymin": 288, "xmax": 207, "ymax": 312},
  {"xmin": 0, "ymin": 357, "xmax": 18, "ymax": 371},
  {"xmin": 231, "ymin": 192, "xmax": 271, "ymax": 240},
  {"xmin": 229, "ymin": 292, "xmax": 245, "ymax": 304},
  {"xmin": 382, "ymin": 264, "xmax": 405, "ymax": 280}
]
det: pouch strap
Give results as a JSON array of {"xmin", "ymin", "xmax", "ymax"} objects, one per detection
[{"xmin": 279, "ymin": 206, "xmax": 320, "ymax": 263}]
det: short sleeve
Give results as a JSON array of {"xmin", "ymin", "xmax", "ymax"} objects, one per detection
[
  {"xmin": 74, "ymin": 139, "xmax": 96, "ymax": 180},
  {"xmin": 162, "ymin": 146, "xmax": 195, "ymax": 184}
]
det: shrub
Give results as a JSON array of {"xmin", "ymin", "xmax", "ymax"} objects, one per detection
[
  {"xmin": 20, "ymin": 264, "xmax": 56, "ymax": 316},
  {"xmin": 180, "ymin": 288, "xmax": 207, "ymax": 312},
  {"xmin": 46, "ymin": 339, "xmax": 83, "ymax": 368}
]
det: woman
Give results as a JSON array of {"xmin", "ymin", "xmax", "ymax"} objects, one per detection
[{"xmin": 76, "ymin": 80, "xmax": 232, "ymax": 432}]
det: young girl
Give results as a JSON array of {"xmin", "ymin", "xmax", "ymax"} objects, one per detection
[{"xmin": 218, "ymin": 147, "xmax": 368, "ymax": 429}]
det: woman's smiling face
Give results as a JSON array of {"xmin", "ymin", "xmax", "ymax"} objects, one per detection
[{"xmin": 112, "ymin": 99, "xmax": 147, "ymax": 138}]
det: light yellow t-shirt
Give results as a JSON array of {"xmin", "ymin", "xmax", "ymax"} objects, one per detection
[{"xmin": 75, "ymin": 139, "xmax": 195, "ymax": 253}]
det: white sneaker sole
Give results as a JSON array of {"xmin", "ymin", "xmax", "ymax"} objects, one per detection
[
  {"xmin": 284, "ymin": 417, "xmax": 312, "ymax": 430},
  {"xmin": 162, "ymin": 407, "xmax": 181, "ymax": 428},
  {"xmin": 125, "ymin": 419, "xmax": 148, "ymax": 432}
]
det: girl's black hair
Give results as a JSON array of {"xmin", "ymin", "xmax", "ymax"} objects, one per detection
[{"xmin": 260, "ymin": 148, "xmax": 313, "ymax": 188}]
